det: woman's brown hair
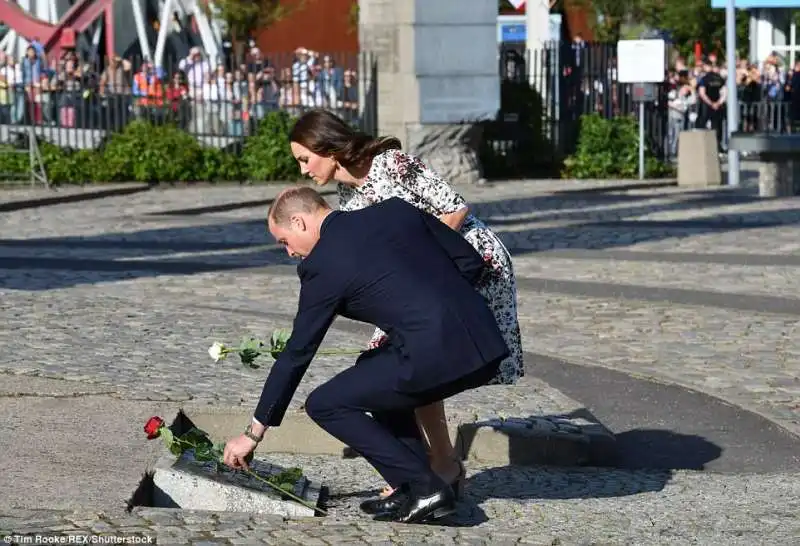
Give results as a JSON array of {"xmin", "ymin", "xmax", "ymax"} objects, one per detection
[{"xmin": 289, "ymin": 109, "xmax": 401, "ymax": 168}]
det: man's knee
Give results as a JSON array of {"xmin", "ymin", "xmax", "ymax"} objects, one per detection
[{"xmin": 304, "ymin": 383, "xmax": 339, "ymax": 423}]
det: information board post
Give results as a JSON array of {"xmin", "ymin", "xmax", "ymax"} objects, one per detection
[
  {"xmin": 617, "ymin": 39, "xmax": 666, "ymax": 181},
  {"xmin": 640, "ymin": 101, "xmax": 644, "ymax": 180},
  {"xmin": 632, "ymin": 83, "xmax": 656, "ymax": 180}
]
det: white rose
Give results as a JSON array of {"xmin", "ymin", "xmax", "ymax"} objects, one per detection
[{"xmin": 208, "ymin": 342, "xmax": 226, "ymax": 362}]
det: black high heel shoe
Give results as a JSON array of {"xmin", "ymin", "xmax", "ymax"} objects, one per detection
[{"xmin": 448, "ymin": 459, "xmax": 467, "ymax": 499}]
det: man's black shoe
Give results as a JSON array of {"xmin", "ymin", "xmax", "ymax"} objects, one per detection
[
  {"xmin": 373, "ymin": 486, "xmax": 456, "ymax": 523},
  {"xmin": 359, "ymin": 487, "xmax": 408, "ymax": 515}
]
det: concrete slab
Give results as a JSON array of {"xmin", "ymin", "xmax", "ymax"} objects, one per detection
[
  {"xmin": 180, "ymin": 406, "xmax": 349, "ymax": 456},
  {"xmin": 456, "ymin": 415, "xmax": 616, "ymax": 466},
  {"xmin": 149, "ymin": 453, "xmax": 322, "ymax": 518},
  {"xmin": 180, "ymin": 383, "xmax": 617, "ymax": 468},
  {"xmin": 0, "ymin": 377, "xmax": 176, "ymax": 511}
]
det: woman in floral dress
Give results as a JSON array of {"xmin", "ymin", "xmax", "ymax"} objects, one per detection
[{"xmin": 288, "ymin": 109, "xmax": 523, "ymax": 495}]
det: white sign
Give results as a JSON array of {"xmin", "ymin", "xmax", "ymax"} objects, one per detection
[{"xmin": 617, "ymin": 39, "xmax": 666, "ymax": 83}]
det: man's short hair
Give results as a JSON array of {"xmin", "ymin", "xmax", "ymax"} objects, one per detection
[{"xmin": 268, "ymin": 186, "xmax": 331, "ymax": 226}]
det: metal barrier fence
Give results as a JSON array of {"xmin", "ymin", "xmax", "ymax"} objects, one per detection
[
  {"xmin": 0, "ymin": 51, "xmax": 377, "ymax": 151},
  {"xmin": 666, "ymin": 101, "xmax": 796, "ymax": 159},
  {"xmin": 3, "ymin": 42, "xmax": 799, "ymax": 180},
  {"xmin": 488, "ymin": 42, "xmax": 800, "ymax": 177}
]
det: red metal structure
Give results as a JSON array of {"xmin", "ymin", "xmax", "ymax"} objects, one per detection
[{"xmin": 0, "ymin": 0, "xmax": 115, "ymax": 59}]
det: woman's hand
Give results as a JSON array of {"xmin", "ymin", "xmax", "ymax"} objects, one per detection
[{"xmin": 439, "ymin": 206, "xmax": 469, "ymax": 231}]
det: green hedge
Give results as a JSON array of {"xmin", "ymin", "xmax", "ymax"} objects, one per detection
[
  {"xmin": 562, "ymin": 113, "xmax": 675, "ymax": 179},
  {"xmin": 0, "ymin": 111, "xmax": 299, "ymax": 185}
]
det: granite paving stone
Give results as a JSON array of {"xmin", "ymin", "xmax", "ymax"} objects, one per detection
[
  {"xmin": 513, "ymin": 292, "xmax": 800, "ymax": 435},
  {"xmin": 3, "ymin": 179, "xmax": 800, "ymax": 543},
  {"xmin": 512, "ymin": 257, "xmax": 800, "ymax": 299}
]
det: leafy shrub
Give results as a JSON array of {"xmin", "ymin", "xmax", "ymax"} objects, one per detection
[
  {"xmin": 0, "ymin": 111, "xmax": 300, "ymax": 184},
  {"xmin": 562, "ymin": 113, "xmax": 675, "ymax": 179},
  {"xmin": 241, "ymin": 110, "xmax": 299, "ymax": 181},
  {"xmin": 0, "ymin": 145, "xmax": 30, "ymax": 180},
  {"xmin": 100, "ymin": 120, "xmax": 203, "ymax": 182},
  {"xmin": 201, "ymin": 146, "xmax": 245, "ymax": 182}
]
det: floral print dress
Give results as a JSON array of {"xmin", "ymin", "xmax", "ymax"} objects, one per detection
[{"xmin": 338, "ymin": 149, "xmax": 524, "ymax": 385}]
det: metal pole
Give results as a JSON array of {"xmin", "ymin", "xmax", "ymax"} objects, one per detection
[
  {"xmin": 131, "ymin": 0, "xmax": 152, "ymax": 61},
  {"xmin": 154, "ymin": 0, "xmax": 175, "ymax": 67},
  {"xmin": 639, "ymin": 101, "xmax": 645, "ymax": 180},
  {"xmin": 726, "ymin": 0, "xmax": 740, "ymax": 186}
]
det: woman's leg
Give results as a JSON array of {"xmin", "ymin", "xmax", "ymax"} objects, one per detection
[
  {"xmin": 414, "ymin": 400, "xmax": 461, "ymax": 482},
  {"xmin": 378, "ymin": 400, "xmax": 461, "ymax": 498}
]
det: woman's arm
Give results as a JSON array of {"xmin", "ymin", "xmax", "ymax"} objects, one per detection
[
  {"xmin": 386, "ymin": 151, "xmax": 470, "ymax": 230},
  {"xmin": 439, "ymin": 206, "xmax": 469, "ymax": 231}
]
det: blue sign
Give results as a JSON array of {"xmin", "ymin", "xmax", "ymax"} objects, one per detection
[
  {"xmin": 501, "ymin": 23, "xmax": 526, "ymax": 42},
  {"xmin": 710, "ymin": 0, "xmax": 800, "ymax": 7},
  {"xmin": 497, "ymin": 15, "xmax": 563, "ymax": 43}
]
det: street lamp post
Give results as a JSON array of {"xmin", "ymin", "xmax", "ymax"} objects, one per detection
[{"xmin": 726, "ymin": 0, "xmax": 740, "ymax": 186}]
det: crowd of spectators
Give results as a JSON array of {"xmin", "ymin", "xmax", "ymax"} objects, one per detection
[
  {"xmin": 0, "ymin": 42, "xmax": 362, "ymax": 136},
  {"xmin": 555, "ymin": 37, "xmax": 800, "ymax": 160},
  {"xmin": 6, "ymin": 36, "xmax": 800, "ymax": 161},
  {"xmin": 665, "ymin": 51, "xmax": 800, "ymax": 157}
]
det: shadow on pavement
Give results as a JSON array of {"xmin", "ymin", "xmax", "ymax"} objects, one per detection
[
  {"xmin": 2, "ymin": 191, "xmax": 800, "ymax": 289},
  {"xmin": 612, "ymin": 429, "xmax": 723, "ymax": 470}
]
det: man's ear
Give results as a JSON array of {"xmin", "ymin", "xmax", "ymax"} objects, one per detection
[{"xmin": 289, "ymin": 214, "xmax": 306, "ymax": 232}]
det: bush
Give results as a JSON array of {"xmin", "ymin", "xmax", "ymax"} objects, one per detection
[
  {"xmin": 562, "ymin": 113, "xmax": 675, "ymax": 179},
  {"xmin": 240, "ymin": 109, "xmax": 299, "ymax": 181},
  {"xmin": 0, "ymin": 111, "xmax": 300, "ymax": 184},
  {"xmin": 101, "ymin": 119, "xmax": 203, "ymax": 183}
]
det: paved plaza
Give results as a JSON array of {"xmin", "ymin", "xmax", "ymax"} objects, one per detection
[{"xmin": 1, "ymin": 177, "xmax": 799, "ymax": 544}]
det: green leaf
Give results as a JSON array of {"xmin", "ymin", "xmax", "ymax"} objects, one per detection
[
  {"xmin": 238, "ymin": 337, "xmax": 265, "ymax": 368},
  {"xmin": 159, "ymin": 427, "xmax": 176, "ymax": 452},
  {"xmin": 182, "ymin": 427, "xmax": 213, "ymax": 444},
  {"xmin": 269, "ymin": 329, "xmax": 291, "ymax": 359},
  {"xmin": 239, "ymin": 348, "xmax": 261, "ymax": 368},
  {"xmin": 193, "ymin": 445, "xmax": 220, "ymax": 462}
]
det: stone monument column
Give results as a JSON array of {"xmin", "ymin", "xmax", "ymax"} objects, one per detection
[{"xmin": 359, "ymin": 0, "xmax": 500, "ymax": 184}]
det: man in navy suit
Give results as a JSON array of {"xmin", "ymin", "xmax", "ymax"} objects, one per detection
[{"xmin": 223, "ymin": 186, "xmax": 509, "ymax": 523}]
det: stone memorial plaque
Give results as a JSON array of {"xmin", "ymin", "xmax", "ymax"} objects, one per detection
[
  {"xmin": 151, "ymin": 452, "xmax": 323, "ymax": 517},
  {"xmin": 456, "ymin": 415, "xmax": 617, "ymax": 467}
]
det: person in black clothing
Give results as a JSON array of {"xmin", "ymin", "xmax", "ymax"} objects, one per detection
[
  {"xmin": 739, "ymin": 64, "xmax": 763, "ymax": 132},
  {"xmin": 790, "ymin": 61, "xmax": 800, "ymax": 131},
  {"xmin": 695, "ymin": 58, "xmax": 727, "ymax": 153}
]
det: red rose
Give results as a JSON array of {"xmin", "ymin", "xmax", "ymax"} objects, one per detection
[{"xmin": 144, "ymin": 416, "xmax": 165, "ymax": 440}]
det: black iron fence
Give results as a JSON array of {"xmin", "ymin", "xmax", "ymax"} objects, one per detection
[
  {"xmin": 5, "ymin": 42, "xmax": 800, "ymax": 180},
  {"xmin": 483, "ymin": 42, "xmax": 800, "ymax": 178},
  {"xmin": 0, "ymin": 51, "xmax": 377, "ymax": 150}
]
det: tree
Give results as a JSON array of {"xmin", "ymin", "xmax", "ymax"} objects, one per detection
[
  {"xmin": 638, "ymin": 0, "xmax": 749, "ymax": 61},
  {"xmin": 569, "ymin": 0, "xmax": 647, "ymax": 43},
  {"xmin": 347, "ymin": 0, "xmax": 358, "ymax": 35},
  {"xmin": 206, "ymin": 0, "xmax": 299, "ymax": 58}
]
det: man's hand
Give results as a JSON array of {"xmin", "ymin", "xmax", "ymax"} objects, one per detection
[{"xmin": 223, "ymin": 435, "xmax": 258, "ymax": 470}]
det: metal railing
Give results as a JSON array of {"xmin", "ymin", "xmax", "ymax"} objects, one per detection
[
  {"xmin": 665, "ymin": 101, "xmax": 796, "ymax": 159},
  {"xmin": 0, "ymin": 51, "xmax": 377, "ymax": 151},
  {"xmin": 486, "ymin": 43, "xmax": 800, "ymax": 176}
]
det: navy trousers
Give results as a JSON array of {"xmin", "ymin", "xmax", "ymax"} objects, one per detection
[{"xmin": 304, "ymin": 345, "xmax": 499, "ymax": 497}]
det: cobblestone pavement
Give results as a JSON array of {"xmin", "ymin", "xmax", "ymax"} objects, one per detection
[
  {"xmin": 1, "ymin": 180, "xmax": 800, "ymax": 543},
  {"xmin": 2, "ymin": 452, "xmax": 799, "ymax": 545}
]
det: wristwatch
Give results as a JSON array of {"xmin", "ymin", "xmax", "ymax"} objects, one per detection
[{"xmin": 243, "ymin": 423, "xmax": 262, "ymax": 443}]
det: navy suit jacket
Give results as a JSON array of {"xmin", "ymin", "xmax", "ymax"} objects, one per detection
[{"xmin": 254, "ymin": 197, "xmax": 509, "ymax": 426}]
